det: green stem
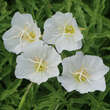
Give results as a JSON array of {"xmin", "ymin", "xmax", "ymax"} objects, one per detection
[
  {"xmin": 55, "ymin": 104, "xmax": 59, "ymax": 110},
  {"xmin": 18, "ymin": 82, "xmax": 33, "ymax": 110}
]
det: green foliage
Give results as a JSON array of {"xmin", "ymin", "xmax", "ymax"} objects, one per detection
[{"xmin": 0, "ymin": 0, "xmax": 110, "ymax": 110}]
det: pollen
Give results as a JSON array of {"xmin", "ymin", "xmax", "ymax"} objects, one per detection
[
  {"xmin": 72, "ymin": 68, "xmax": 89, "ymax": 82},
  {"xmin": 22, "ymin": 31, "xmax": 36, "ymax": 42},
  {"xmin": 65, "ymin": 25, "xmax": 75, "ymax": 34},
  {"xmin": 33, "ymin": 57, "xmax": 47, "ymax": 72},
  {"xmin": 20, "ymin": 26, "xmax": 36, "ymax": 42}
]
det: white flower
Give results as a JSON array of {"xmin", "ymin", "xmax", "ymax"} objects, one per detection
[
  {"xmin": 58, "ymin": 52, "xmax": 109, "ymax": 93},
  {"xmin": 43, "ymin": 12, "xmax": 83, "ymax": 53},
  {"xmin": 15, "ymin": 41, "xmax": 61, "ymax": 84},
  {"xmin": 2, "ymin": 12, "xmax": 41, "ymax": 54}
]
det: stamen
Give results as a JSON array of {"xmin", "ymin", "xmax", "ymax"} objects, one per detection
[
  {"xmin": 16, "ymin": 25, "xmax": 36, "ymax": 43},
  {"xmin": 29, "ymin": 57, "xmax": 47, "ymax": 72},
  {"xmin": 36, "ymin": 59, "xmax": 43, "ymax": 72},
  {"xmin": 72, "ymin": 68, "xmax": 89, "ymax": 82},
  {"xmin": 28, "ymin": 58, "xmax": 37, "ymax": 63},
  {"xmin": 19, "ymin": 31, "xmax": 25, "ymax": 48},
  {"xmin": 65, "ymin": 25, "xmax": 75, "ymax": 35}
]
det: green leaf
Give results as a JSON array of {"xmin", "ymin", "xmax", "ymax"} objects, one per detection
[{"xmin": 0, "ymin": 79, "xmax": 22, "ymax": 101}]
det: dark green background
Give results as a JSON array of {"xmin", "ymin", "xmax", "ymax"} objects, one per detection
[{"xmin": 0, "ymin": 0, "xmax": 110, "ymax": 110}]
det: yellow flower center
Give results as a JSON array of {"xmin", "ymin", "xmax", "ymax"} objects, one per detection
[
  {"xmin": 65, "ymin": 25, "xmax": 75, "ymax": 34},
  {"xmin": 33, "ymin": 57, "xmax": 47, "ymax": 72},
  {"xmin": 72, "ymin": 68, "xmax": 89, "ymax": 82},
  {"xmin": 20, "ymin": 26, "xmax": 36, "ymax": 42},
  {"xmin": 22, "ymin": 31, "xmax": 36, "ymax": 42}
]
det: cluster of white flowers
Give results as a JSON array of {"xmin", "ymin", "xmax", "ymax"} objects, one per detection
[{"xmin": 2, "ymin": 12, "xmax": 109, "ymax": 94}]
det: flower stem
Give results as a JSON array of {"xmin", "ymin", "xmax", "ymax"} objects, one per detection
[{"xmin": 18, "ymin": 82, "xmax": 33, "ymax": 110}]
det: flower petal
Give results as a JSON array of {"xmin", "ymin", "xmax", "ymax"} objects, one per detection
[
  {"xmin": 26, "ymin": 72, "xmax": 49, "ymax": 84},
  {"xmin": 83, "ymin": 55, "xmax": 109, "ymax": 80},
  {"xmin": 43, "ymin": 18, "xmax": 62, "ymax": 44},
  {"xmin": 11, "ymin": 12, "xmax": 34, "ymax": 27},
  {"xmin": 46, "ymin": 46, "xmax": 61, "ymax": 65},
  {"xmin": 15, "ymin": 55, "xmax": 34, "ymax": 79},
  {"xmin": 2, "ymin": 26, "xmax": 21, "ymax": 54},
  {"xmin": 91, "ymin": 77, "xmax": 106, "ymax": 92},
  {"xmin": 55, "ymin": 37, "xmax": 82, "ymax": 53},
  {"xmin": 22, "ymin": 41, "xmax": 49, "ymax": 59},
  {"xmin": 62, "ymin": 51, "xmax": 84, "ymax": 74},
  {"xmin": 58, "ymin": 75, "xmax": 77, "ymax": 92}
]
